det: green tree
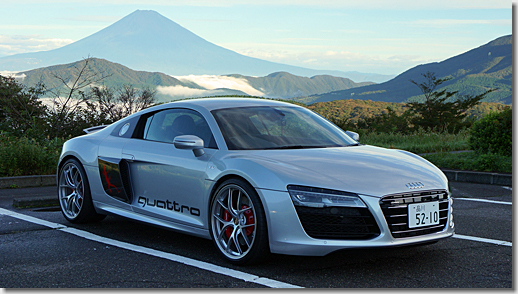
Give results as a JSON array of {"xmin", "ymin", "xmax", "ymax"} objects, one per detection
[
  {"xmin": 0, "ymin": 75, "xmax": 47, "ymax": 139},
  {"xmin": 356, "ymin": 107, "xmax": 414, "ymax": 133},
  {"xmin": 408, "ymin": 72, "xmax": 494, "ymax": 132}
]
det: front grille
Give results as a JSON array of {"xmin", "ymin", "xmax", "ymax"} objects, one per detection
[
  {"xmin": 294, "ymin": 206, "xmax": 380, "ymax": 240},
  {"xmin": 380, "ymin": 190, "xmax": 449, "ymax": 238}
]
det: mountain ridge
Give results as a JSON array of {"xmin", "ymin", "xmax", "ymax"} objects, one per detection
[
  {"xmin": 16, "ymin": 58, "xmax": 371, "ymax": 101},
  {"xmin": 307, "ymin": 35, "xmax": 512, "ymax": 105}
]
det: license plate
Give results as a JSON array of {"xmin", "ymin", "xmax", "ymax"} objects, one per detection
[{"xmin": 408, "ymin": 202, "xmax": 439, "ymax": 228}]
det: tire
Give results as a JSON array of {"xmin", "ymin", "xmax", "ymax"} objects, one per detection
[
  {"xmin": 210, "ymin": 178, "xmax": 270, "ymax": 265},
  {"xmin": 58, "ymin": 158, "xmax": 106, "ymax": 223}
]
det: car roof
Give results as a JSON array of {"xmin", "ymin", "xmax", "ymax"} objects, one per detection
[{"xmin": 151, "ymin": 97, "xmax": 301, "ymax": 112}]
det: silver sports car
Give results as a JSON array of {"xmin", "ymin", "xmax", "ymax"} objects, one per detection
[{"xmin": 57, "ymin": 97, "xmax": 454, "ymax": 264}]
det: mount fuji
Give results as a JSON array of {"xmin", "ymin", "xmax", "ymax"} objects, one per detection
[{"xmin": 0, "ymin": 10, "xmax": 392, "ymax": 83}]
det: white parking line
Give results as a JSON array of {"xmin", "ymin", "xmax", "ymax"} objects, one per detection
[
  {"xmin": 0, "ymin": 208, "xmax": 302, "ymax": 289},
  {"xmin": 502, "ymin": 186, "xmax": 512, "ymax": 191},
  {"xmin": 453, "ymin": 234, "xmax": 512, "ymax": 247},
  {"xmin": 453, "ymin": 198, "xmax": 512, "ymax": 205}
]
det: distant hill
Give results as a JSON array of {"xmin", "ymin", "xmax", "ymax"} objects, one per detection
[
  {"xmin": 15, "ymin": 58, "xmax": 370, "ymax": 101},
  {"xmin": 224, "ymin": 72, "xmax": 373, "ymax": 98},
  {"xmin": 20, "ymin": 58, "xmax": 192, "ymax": 91},
  {"xmin": 0, "ymin": 10, "xmax": 393, "ymax": 83},
  {"xmin": 307, "ymin": 35, "xmax": 512, "ymax": 105}
]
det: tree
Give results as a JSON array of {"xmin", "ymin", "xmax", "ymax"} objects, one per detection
[
  {"xmin": 46, "ymin": 57, "xmax": 111, "ymax": 138},
  {"xmin": 408, "ymin": 72, "xmax": 494, "ymax": 132},
  {"xmin": 0, "ymin": 75, "xmax": 47, "ymax": 139},
  {"xmin": 90, "ymin": 84, "xmax": 157, "ymax": 122},
  {"xmin": 356, "ymin": 107, "xmax": 414, "ymax": 133}
]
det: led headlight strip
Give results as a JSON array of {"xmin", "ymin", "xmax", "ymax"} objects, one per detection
[{"xmin": 287, "ymin": 185, "xmax": 367, "ymax": 208}]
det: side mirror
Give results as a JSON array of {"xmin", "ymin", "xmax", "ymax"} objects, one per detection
[
  {"xmin": 345, "ymin": 131, "xmax": 359, "ymax": 142},
  {"xmin": 173, "ymin": 135, "xmax": 205, "ymax": 157}
]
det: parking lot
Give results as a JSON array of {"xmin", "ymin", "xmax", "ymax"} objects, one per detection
[{"xmin": 0, "ymin": 181, "xmax": 512, "ymax": 288}]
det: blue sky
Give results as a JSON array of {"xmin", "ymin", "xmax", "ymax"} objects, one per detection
[{"xmin": 0, "ymin": 0, "xmax": 512, "ymax": 75}]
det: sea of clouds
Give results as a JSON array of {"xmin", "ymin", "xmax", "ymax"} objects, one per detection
[{"xmin": 157, "ymin": 75, "xmax": 264, "ymax": 98}]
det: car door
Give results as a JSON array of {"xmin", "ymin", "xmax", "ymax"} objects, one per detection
[
  {"xmin": 94, "ymin": 115, "xmax": 140, "ymax": 212},
  {"xmin": 122, "ymin": 108, "xmax": 218, "ymax": 229}
]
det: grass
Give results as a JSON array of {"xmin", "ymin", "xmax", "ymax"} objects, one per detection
[
  {"xmin": 422, "ymin": 152, "xmax": 512, "ymax": 174},
  {"xmin": 359, "ymin": 129, "xmax": 470, "ymax": 154}
]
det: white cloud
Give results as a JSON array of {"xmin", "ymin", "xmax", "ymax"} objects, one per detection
[
  {"xmin": 234, "ymin": 47, "xmax": 437, "ymax": 75},
  {"xmin": 0, "ymin": 34, "xmax": 73, "ymax": 56},
  {"xmin": 157, "ymin": 75, "xmax": 265, "ymax": 99},
  {"xmin": 173, "ymin": 75, "xmax": 264, "ymax": 96},
  {"xmin": 0, "ymin": 71, "xmax": 26, "ymax": 80},
  {"xmin": 405, "ymin": 19, "xmax": 512, "ymax": 28},
  {"xmin": 157, "ymin": 85, "xmax": 210, "ymax": 98}
]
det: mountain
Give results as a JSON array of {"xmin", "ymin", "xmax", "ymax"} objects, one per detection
[
  {"xmin": 307, "ymin": 35, "xmax": 512, "ymax": 105},
  {"xmin": 0, "ymin": 10, "xmax": 393, "ymax": 83},
  {"xmin": 19, "ymin": 58, "xmax": 192, "ymax": 91},
  {"xmin": 223, "ymin": 72, "xmax": 374, "ymax": 98},
  {"xmin": 15, "ymin": 58, "xmax": 371, "ymax": 101}
]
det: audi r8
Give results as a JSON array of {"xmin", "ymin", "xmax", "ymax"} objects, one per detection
[{"xmin": 57, "ymin": 97, "xmax": 454, "ymax": 265}]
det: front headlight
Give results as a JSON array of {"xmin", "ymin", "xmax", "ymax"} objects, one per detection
[{"xmin": 287, "ymin": 185, "xmax": 366, "ymax": 208}]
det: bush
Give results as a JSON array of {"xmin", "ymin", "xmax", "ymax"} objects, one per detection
[
  {"xmin": 0, "ymin": 135, "xmax": 64, "ymax": 177},
  {"xmin": 469, "ymin": 107, "xmax": 512, "ymax": 156}
]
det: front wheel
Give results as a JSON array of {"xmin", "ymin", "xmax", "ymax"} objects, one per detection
[
  {"xmin": 210, "ymin": 179, "xmax": 270, "ymax": 265},
  {"xmin": 58, "ymin": 158, "xmax": 105, "ymax": 223}
]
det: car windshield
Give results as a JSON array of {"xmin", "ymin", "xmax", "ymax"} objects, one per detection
[{"xmin": 211, "ymin": 106, "xmax": 358, "ymax": 150}]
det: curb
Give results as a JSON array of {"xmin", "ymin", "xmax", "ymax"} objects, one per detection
[
  {"xmin": 0, "ymin": 175, "xmax": 55, "ymax": 189},
  {"xmin": 440, "ymin": 169, "xmax": 512, "ymax": 187},
  {"xmin": 13, "ymin": 196, "xmax": 59, "ymax": 208}
]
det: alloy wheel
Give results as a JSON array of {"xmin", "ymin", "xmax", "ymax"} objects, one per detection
[
  {"xmin": 59, "ymin": 162, "xmax": 85, "ymax": 219},
  {"xmin": 211, "ymin": 184, "xmax": 257, "ymax": 260}
]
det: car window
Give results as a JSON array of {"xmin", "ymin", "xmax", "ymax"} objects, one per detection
[
  {"xmin": 144, "ymin": 108, "xmax": 217, "ymax": 149},
  {"xmin": 212, "ymin": 106, "xmax": 357, "ymax": 150}
]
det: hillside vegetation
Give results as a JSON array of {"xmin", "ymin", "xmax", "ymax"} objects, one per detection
[
  {"xmin": 307, "ymin": 35, "xmax": 512, "ymax": 105},
  {"xmin": 307, "ymin": 99, "xmax": 508, "ymax": 123}
]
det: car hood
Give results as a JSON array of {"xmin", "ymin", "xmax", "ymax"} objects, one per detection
[{"xmin": 232, "ymin": 145, "xmax": 447, "ymax": 197}]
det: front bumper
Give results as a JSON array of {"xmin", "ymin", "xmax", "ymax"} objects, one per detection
[{"xmin": 258, "ymin": 189, "xmax": 454, "ymax": 256}]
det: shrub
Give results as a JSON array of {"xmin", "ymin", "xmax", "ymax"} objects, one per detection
[
  {"xmin": 469, "ymin": 107, "xmax": 512, "ymax": 156},
  {"xmin": 0, "ymin": 135, "xmax": 64, "ymax": 177}
]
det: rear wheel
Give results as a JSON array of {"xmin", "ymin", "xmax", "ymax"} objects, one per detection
[
  {"xmin": 210, "ymin": 179, "xmax": 270, "ymax": 265},
  {"xmin": 58, "ymin": 158, "xmax": 105, "ymax": 223}
]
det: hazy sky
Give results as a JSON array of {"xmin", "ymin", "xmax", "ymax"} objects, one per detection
[{"xmin": 0, "ymin": 0, "xmax": 513, "ymax": 75}]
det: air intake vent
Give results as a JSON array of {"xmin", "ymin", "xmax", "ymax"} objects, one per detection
[{"xmin": 294, "ymin": 206, "xmax": 380, "ymax": 240}]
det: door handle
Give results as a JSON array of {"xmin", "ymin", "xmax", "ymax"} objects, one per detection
[{"xmin": 122, "ymin": 153, "xmax": 135, "ymax": 162}]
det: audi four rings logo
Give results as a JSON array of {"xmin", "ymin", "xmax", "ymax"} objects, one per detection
[{"xmin": 406, "ymin": 182, "xmax": 425, "ymax": 189}]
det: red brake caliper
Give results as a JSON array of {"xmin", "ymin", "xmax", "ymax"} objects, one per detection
[
  {"xmin": 242, "ymin": 205, "xmax": 255, "ymax": 236},
  {"xmin": 224, "ymin": 205, "xmax": 255, "ymax": 238},
  {"xmin": 224, "ymin": 209, "xmax": 233, "ymax": 238}
]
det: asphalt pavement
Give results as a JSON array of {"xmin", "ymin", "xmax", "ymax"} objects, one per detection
[{"xmin": 0, "ymin": 181, "xmax": 512, "ymax": 288}]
